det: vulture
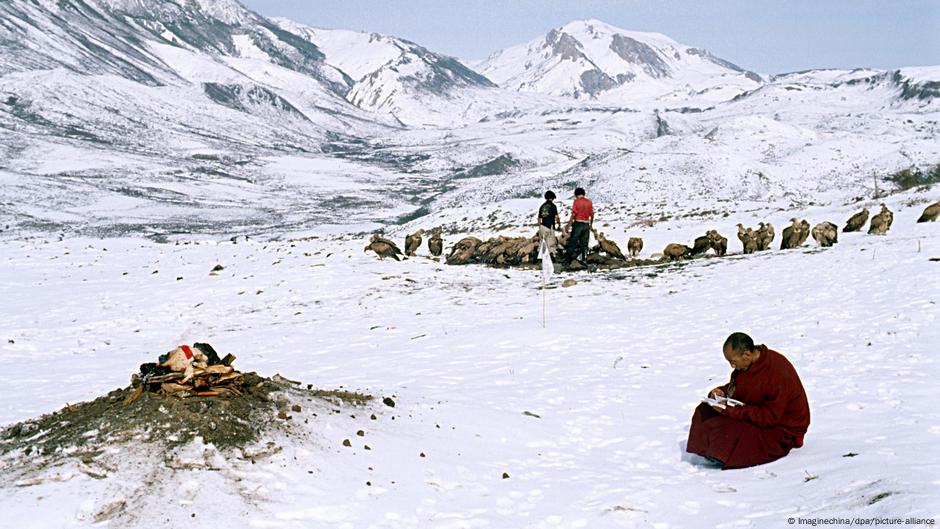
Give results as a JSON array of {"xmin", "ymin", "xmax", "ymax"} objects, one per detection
[
  {"xmin": 737, "ymin": 224, "xmax": 758, "ymax": 254},
  {"xmin": 365, "ymin": 234, "xmax": 403, "ymax": 261},
  {"xmin": 427, "ymin": 230, "xmax": 443, "ymax": 256},
  {"xmin": 663, "ymin": 243, "xmax": 692, "ymax": 261},
  {"xmin": 404, "ymin": 229, "xmax": 424, "ymax": 256},
  {"xmin": 917, "ymin": 201, "xmax": 940, "ymax": 223},
  {"xmin": 446, "ymin": 236, "xmax": 482, "ymax": 265},
  {"xmin": 780, "ymin": 219, "xmax": 805, "ymax": 250},
  {"xmin": 756, "ymin": 222, "xmax": 775, "ymax": 251},
  {"xmin": 843, "ymin": 208, "xmax": 869, "ymax": 232},
  {"xmin": 797, "ymin": 219, "xmax": 811, "ymax": 246},
  {"xmin": 627, "ymin": 237, "xmax": 643, "ymax": 258},
  {"xmin": 591, "ymin": 228, "xmax": 625, "ymax": 260},
  {"xmin": 707, "ymin": 230, "xmax": 728, "ymax": 257},
  {"xmin": 691, "ymin": 234, "xmax": 712, "ymax": 256},
  {"xmin": 811, "ymin": 221, "xmax": 839, "ymax": 247},
  {"xmin": 868, "ymin": 204, "xmax": 893, "ymax": 235}
]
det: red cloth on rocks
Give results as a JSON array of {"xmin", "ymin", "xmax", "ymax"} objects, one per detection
[{"xmin": 686, "ymin": 345, "xmax": 810, "ymax": 470}]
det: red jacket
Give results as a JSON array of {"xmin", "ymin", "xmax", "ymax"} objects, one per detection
[{"xmin": 571, "ymin": 196, "xmax": 593, "ymax": 222}]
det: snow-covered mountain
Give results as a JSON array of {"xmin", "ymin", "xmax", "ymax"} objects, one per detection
[
  {"xmin": 477, "ymin": 19, "xmax": 763, "ymax": 105},
  {"xmin": 0, "ymin": 0, "xmax": 938, "ymax": 240},
  {"xmin": 270, "ymin": 19, "xmax": 498, "ymax": 125},
  {"xmin": 0, "ymin": 0, "xmax": 349, "ymax": 93}
]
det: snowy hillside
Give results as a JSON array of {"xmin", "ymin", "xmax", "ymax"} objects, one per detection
[
  {"xmin": 477, "ymin": 19, "xmax": 763, "ymax": 105},
  {"xmin": 1, "ymin": 191, "xmax": 939, "ymax": 528}
]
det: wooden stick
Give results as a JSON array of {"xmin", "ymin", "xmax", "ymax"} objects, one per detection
[{"xmin": 123, "ymin": 385, "xmax": 143, "ymax": 406}]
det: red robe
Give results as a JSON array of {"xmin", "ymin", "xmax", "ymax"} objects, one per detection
[{"xmin": 686, "ymin": 345, "xmax": 810, "ymax": 470}]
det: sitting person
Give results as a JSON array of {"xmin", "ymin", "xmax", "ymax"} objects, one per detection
[{"xmin": 686, "ymin": 332, "xmax": 810, "ymax": 470}]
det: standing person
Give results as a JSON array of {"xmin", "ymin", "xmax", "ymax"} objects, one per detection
[
  {"xmin": 564, "ymin": 187, "xmax": 594, "ymax": 266},
  {"xmin": 536, "ymin": 190, "xmax": 561, "ymax": 255},
  {"xmin": 686, "ymin": 332, "xmax": 810, "ymax": 470}
]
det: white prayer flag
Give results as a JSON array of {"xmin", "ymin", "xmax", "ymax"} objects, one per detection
[{"xmin": 539, "ymin": 239, "xmax": 553, "ymax": 282}]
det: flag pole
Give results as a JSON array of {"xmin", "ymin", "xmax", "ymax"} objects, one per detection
[{"xmin": 542, "ymin": 272, "xmax": 546, "ymax": 328}]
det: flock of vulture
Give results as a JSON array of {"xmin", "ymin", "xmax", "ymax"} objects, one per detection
[{"xmin": 364, "ymin": 200, "xmax": 940, "ymax": 269}]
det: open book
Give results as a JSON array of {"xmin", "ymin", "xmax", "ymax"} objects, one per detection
[{"xmin": 701, "ymin": 396, "xmax": 744, "ymax": 409}]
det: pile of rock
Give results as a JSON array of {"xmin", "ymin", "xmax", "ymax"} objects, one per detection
[{"xmin": 126, "ymin": 343, "xmax": 241, "ymax": 403}]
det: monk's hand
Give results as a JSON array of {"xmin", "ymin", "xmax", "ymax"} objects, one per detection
[
  {"xmin": 709, "ymin": 403, "xmax": 727, "ymax": 414},
  {"xmin": 709, "ymin": 388, "xmax": 725, "ymax": 399}
]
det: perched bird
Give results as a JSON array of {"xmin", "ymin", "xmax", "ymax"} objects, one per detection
[
  {"xmin": 663, "ymin": 243, "xmax": 692, "ymax": 261},
  {"xmin": 365, "ymin": 234, "xmax": 403, "ymax": 261},
  {"xmin": 868, "ymin": 204, "xmax": 894, "ymax": 235},
  {"xmin": 627, "ymin": 237, "xmax": 643, "ymax": 258},
  {"xmin": 780, "ymin": 218, "xmax": 805, "ymax": 250},
  {"xmin": 737, "ymin": 224, "xmax": 758, "ymax": 254},
  {"xmin": 691, "ymin": 234, "xmax": 712, "ymax": 256},
  {"xmin": 811, "ymin": 221, "xmax": 839, "ymax": 247},
  {"xmin": 556, "ymin": 231, "xmax": 570, "ymax": 257},
  {"xmin": 797, "ymin": 219, "xmax": 810, "ymax": 246},
  {"xmin": 404, "ymin": 229, "xmax": 424, "ymax": 256},
  {"xmin": 446, "ymin": 236, "xmax": 482, "ymax": 265},
  {"xmin": 591, "ymin": 228, "xmax": 625, "ymax": 260},
  {"xmin": 917, "ymin": 201, "xmax": 940, "ymax": 223},
  {"xmin": 427, "ymin": 230, "xmax": 443, "ymax": 256},
  {"xmin": 756, "ymin": 222, "xmax": 774, "ymax": 251},
  {"xmin": 843, "ymin": 208, "xmax": 869, "ymax": 232},
  {"xmin": 707, "ymin": 230, "xmax": 728, "ymax": 257}
]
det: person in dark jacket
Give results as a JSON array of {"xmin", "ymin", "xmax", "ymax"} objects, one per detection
[
  {"xmin": 536, "ymin": 190, "xmax": 561, "ymax": 254},
  {"xmin": 686, "ymin": 332, "xmax": 810, "ymax": 470},
  {"xmin": 563, "ymin": 187, "xmax": 594, "ymax": 266}
]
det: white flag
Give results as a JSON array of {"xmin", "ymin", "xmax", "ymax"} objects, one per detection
[{"xmin": 539, "ymin": 239, "xmax": 553, "ymax": 282}]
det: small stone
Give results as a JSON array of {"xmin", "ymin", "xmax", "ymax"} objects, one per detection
[
  {"xmin": 502, "ymin": 472, "xmax": 510, "ymax": 479},
  {"xmin": 277, "ymin": 411, "xmax": 289, "ymax": 420},
  {"xmin": 342, "ymin": 439, "xmax": 352, "ymax": 447},
  {"xmin": 364, "ymin": 445, "xmax": 371, "ymax": 450},
  {"xmin": 211, "ymin": 264, "xmax": 224, "ymax": 272},
  {"xmin": 291, "ymin": 404, "xmax": 301, "ymax": 413},
  {"xmin": 366, "ymin": 481, "xmax": 371, "ymax": 486},
  {"xmin": 382, "ymin": 397, "xmax": 396, "ymax": 408},
  {"xmin": 370, "ymin": 414, "xmax": 377, "ymax": 420},
  {"xmin": 419, "ymin": 452, "xmax": 426, "ymax": 458},
  {"xmin": 356, "ymin": 430, "xmax": 365, "ymax": 437},
  {"xmin": 562, "ymin": 279, "xmax": 577, "ymax": 288}
]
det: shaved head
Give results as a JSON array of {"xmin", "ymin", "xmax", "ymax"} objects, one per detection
[{"xmin": 724, "ymin": 332, "xmax": 755, "ymax": 356}]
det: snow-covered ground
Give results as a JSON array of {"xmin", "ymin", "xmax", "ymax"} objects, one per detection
[{"xmin": 1, "ymin": 193, "xmax": 938, "ymax": 528}]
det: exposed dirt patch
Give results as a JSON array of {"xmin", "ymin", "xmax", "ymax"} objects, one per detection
[{"xmin": 0, "ymin": 373, "xmax": 374, "ymax": 462}]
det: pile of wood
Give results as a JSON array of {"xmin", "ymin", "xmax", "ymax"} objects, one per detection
[{"xmin": 125, "ymin": 343, "xmax": 242, "ymax": 404}]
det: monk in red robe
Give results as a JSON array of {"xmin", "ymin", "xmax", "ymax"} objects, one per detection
[{"xmin": 686, "ymin": 332, "xmax": 810, "ymax": 470}]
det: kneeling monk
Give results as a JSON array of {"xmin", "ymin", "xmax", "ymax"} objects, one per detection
[{"xmin": 687, "ymin": 332, "xmax": 810, "ymax": 470}]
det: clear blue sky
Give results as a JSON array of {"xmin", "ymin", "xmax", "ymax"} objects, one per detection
[{"xmin": 242, "ymin": 0, "xmax": 940, "ymax": 74}]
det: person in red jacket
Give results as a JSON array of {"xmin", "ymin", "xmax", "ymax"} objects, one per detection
[
  {"xmin": 686, "ymin": 332, "xmax": 810, "ymax": 470},
  {"xmin": 563, "ymin": 187, "xmax": 594, "ymax": 266}
]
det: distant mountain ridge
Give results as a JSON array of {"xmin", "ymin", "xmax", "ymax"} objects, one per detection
[
  {"xmin": 477, "ymin": 19, "xmax": 762, "ymax": 104},
  {"xmin": 268, "ymin": 18, "xmax": 495, "ymax": 122}
]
